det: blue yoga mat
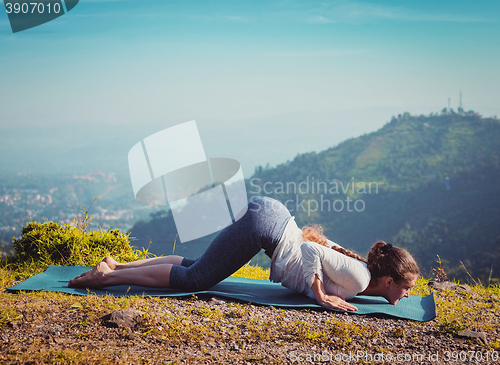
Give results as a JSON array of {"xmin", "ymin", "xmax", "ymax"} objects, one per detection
[{"xmin": 8, "ymin": 265, "xmax": 436, "ymax": 321}]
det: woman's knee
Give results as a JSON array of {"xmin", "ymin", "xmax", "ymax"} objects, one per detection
[
  {"xmin": 169, "ymin": 266, "xmax": 201, "ymax": 291},
  {"xmin": 170, "ymin": 265, "xmax": 220, "ymax": 291}
]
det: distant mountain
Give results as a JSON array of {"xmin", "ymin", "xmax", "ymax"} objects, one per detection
[{"xmin": 129, "ymin": 110, "xmax": 500, "ymax": 284}]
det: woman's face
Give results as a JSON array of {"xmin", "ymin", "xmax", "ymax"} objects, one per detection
[{"xmin": 386, "ymin": 274, "xmax": 418, "ymax": 305}]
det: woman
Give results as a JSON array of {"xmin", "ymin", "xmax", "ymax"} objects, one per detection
[{"xmin": 69, "ymin": 197, "xmax": 419, "ymax": 312}]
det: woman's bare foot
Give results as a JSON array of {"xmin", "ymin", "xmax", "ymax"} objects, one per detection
[
  {"xmin": 102, "ymin": 256, "xmax": 120, "ymax": 270},
  {"xmin": 68, "ymin": 261, "xmax": 112, "ymax": 288},
  {"xmin": 72, "ymin": 257, "xmax": 118, "ymax": 281}
]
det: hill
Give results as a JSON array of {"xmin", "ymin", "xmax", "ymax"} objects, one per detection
[{"xmin": 129, "ymin": 110, "xmax": 500, "ymax": 283}]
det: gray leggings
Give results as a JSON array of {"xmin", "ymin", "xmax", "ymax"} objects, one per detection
[{"xmin": 169, "ymin": 196, "xmax": 292, "ymax": 291}]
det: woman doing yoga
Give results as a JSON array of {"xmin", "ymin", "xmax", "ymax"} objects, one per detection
[{"xmin": 69, "ymin": 197, "xmax": 419, "ymax": 312}]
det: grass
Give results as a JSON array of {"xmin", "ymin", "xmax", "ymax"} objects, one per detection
[
  {"xmin": 232, "ymin": 263, "xmax": 270, "ymax": 280},
  {"xmin": 433, "ymin": 283, "xmax": 500, "ymax": 337}
]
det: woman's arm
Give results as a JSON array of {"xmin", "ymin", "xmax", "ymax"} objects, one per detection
[
  {"xmin": 301, "ymin": 242, "xmax": 370, "ymax": 300},
  {"xmin": 311, "ymin": 274, "xmax": 358, "ymax": 311}
]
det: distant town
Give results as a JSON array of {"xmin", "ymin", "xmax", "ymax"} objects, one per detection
[{"xmin": 0, "ymin": 171, "xmax": 163, "ymax": 248}]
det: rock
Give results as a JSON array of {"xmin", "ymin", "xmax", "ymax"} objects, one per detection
[
  {"xmin": 101, "ymin": 309, "xmax": 145, "ymax": 328},
  {"xmin": 457, "ymin": 329, "xmax": 487, "ymax": 343},
  {"xmin": 428, "ymin": 281, "xmax": 473, "ymax": 293}
]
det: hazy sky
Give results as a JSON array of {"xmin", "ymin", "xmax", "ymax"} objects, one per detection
[
  {"xmin": 1, "ymin": 0, "xmax": 499, "ymax": 128},
  {"xmin": 1, "ymin": 0, "xmax": 500, "ymax": 179}
]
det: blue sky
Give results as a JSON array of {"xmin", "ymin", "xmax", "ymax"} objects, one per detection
[{"xmin": 0, "ymin": 0, "xmax": 499, "ymax": 175}]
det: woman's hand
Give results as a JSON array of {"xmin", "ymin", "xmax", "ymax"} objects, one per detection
[
  {"xmin": 311, "ymin": 274, "xmax": 358, "ymax": 312},
  {"xmin": 316, "ymin": 293, "xmax": 358, "ymax": 312}
]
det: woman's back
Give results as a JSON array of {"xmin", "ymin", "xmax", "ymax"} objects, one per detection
[{"xmin": 270, "ymin": 217, "xmax": 371, "ymax": 300}]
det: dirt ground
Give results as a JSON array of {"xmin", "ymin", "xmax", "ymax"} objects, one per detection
[{"xmin": 1, "ymin": 288, "xmax": 498, "ymax": 364}]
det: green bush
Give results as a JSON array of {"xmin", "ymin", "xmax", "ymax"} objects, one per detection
[{"xmin": 9, "ymin": 221, "xmax": 150, "ymax": 271}]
